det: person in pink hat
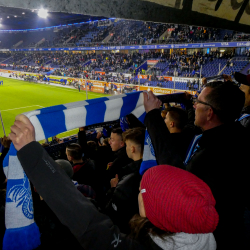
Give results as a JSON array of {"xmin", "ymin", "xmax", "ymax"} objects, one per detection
[{"xmin": 136, "ymin": 165, "xmax": 218, "ymax": 250}]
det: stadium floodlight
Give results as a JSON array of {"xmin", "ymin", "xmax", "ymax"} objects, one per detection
[
  {"xmin": 0, "ymin": 24, "xmax": 2, "ymax": 27},
  {"xmin": 14, "ymin": 16, "xmax": 17, "ymax": 18},
  {"xmin": 22, "ymin": 12, "xmax": 25, "ymax": 15},
  {"xmin": 7, "ymin": 16, "xmax": 9, "ymax": 18},
  {"xmin": 38, "ymin": 9, "xmax": 48, "ymax": 18}
]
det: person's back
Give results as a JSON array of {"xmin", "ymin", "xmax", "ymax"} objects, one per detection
[
  {"xmin": 66, "ymin": 143, "xmax": 96, "ymax": 188},
  {"xmin": 163, "ymin": 107, "xmax": 193, "ymax": 161}
]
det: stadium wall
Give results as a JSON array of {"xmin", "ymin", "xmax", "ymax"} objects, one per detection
[{"xmin": 0, "ymin": 69, "xmax": 197, "ymax": 96}]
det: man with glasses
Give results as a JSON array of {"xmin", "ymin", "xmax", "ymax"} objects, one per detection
[{"xmin": 143, "ymin": 82, "xmax": 249, "ymax": 249}]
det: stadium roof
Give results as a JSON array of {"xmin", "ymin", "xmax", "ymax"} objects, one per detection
[
  {"xmin": 0, "ymin": 0, "xmax": 249, "ymax": 33},
  {"xmin": 0, "ymin": 6, "xmax": 107, "ymax": 30}
]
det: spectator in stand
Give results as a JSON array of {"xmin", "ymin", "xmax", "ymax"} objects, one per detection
[
  {"xmin": 104, "ymin": 127, "xmax": 145, "ymax": 233},
  {"xmin": 76, "ymin": 127, "xmax": 113, "ymax": 208},
  {"xmin": 8, "ymin": 114, "xmax": 219, "ymax": 249},
  {"xmin": 107, "ymin": 128, "xmax": 133, "ymax": 182},
  {"xmin": 55, "ymin": 159, "xmax": 96, "ymax": 199},
  {"xmin": 66, "ymin": 143, "xmax": 96, "ymax": 189},
  {"xmin": 163, "ymin": 107, "xmax": 193, "ymax": 161},
  {"xmin": 143, "ymin": 83, "xmax": 250, "ymax": 249}
]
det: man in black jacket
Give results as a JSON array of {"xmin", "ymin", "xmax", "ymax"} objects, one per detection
[
  {"xmin": 143, "ymin": 82, "xmax": 250, "ymax": 250},
  {"xmin": 66, "ymin": 143, "xmax": 95, "ymax": 189},
  {"xmin": 105, "ymin": 128, "xmax": 145, "ymax": 234},
  {"xmin": 163, "ymin": 106, "xmax": 193, "ymax": 162},
  {"xmin": 107, "ymin": 128, "xmax": 133, "ymax": 182}
]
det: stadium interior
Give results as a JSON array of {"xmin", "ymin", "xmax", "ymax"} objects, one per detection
[{"xmin": 0, "ymin": 1, "xmax": 250, "ymax": 249}]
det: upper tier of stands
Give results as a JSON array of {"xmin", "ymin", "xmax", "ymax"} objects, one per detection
[{"xmin": 1, "ymin": 19, "xmax": 250, "ymax": 50}]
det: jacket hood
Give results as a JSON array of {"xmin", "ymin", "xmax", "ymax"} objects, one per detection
[{"xmin": 150, "ymin": 232, "xmax": 216, "ymax": 250}]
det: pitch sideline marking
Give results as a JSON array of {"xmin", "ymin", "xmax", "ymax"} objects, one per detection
[{"xmin": 1, "ymin": 105, "xmax": 44, "ymax": 112}]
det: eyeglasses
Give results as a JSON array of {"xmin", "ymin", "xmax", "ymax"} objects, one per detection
[{"xmin": 195, "ymin": 99, "xmax": 217, "ymax": 113}]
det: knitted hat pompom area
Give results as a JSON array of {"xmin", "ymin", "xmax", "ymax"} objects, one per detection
[{"xmin": 141, "ymin": 165, "xmax": 219, "ymax": 234}]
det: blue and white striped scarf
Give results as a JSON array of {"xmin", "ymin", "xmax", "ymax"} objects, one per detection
[
  {"xmin": 3, "ymin": 92, "xmax": 148, "ymax": 250},
  {"xmin": 139, "ymin": 129, "xmax": 157, "ymax": 175}
]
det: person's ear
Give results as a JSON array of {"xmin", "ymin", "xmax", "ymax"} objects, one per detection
[
  {"xmin": 207, "ymin": 108, "xmax": 214, "ymax": 121},
  {"xmin": 170, "ymin": 121, "xmax": 174, "ymax": 128}
]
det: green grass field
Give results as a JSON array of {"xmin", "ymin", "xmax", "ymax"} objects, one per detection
[{"xmin": 0, "ymin": 77, "xmax": 109, "ymax": 140}]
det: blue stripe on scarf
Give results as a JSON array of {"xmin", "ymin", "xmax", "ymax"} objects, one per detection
[
  {"xmin": 85, "ymin": 97, "xmax": 109, "ymax": 105},
  {"xmin": 139, "ymin": 160, "xmax": 157, "ymax": 175},
  {"xmin": 39, "ymin": 104, "xmax": 67, "ymax": 113},
  {"xmin": 37, "ymin": 109, "xmax": 67, "ymax": 139},
  {"xmin": 137, "ymin": 112, "xmax": 146, "ymax": 124},
  {"xmin": 139, "ymin": 129, "xmax": 157, "ymax": 175},
  {"xmin": 3, "ymin": 223, "xmax": 41, "ymax": 250},
  {"xmin": 85, "ymin": 100, "xmax": 106, "ymax": 125}
]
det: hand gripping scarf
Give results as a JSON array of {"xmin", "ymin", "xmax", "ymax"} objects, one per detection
[{"xmin": 2, "ymin": 91, "xmax": 159, "ymax": 249}]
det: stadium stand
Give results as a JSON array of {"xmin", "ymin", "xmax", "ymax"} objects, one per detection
[
  {"xmin": 1, "ymin": 14, "xmax": 250, "ymax": 250},
  {"xmin": 1, "ymin": 19, "xmax": 250, "ymax": 50}
]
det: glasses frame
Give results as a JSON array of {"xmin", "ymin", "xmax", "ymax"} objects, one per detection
[{"xmin": 195, "ymin": 99, "xmax": 217, "ymax": 113}]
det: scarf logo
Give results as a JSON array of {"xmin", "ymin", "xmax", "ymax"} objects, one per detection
[{"xmin": 7, "ymin": 173, "xmax": 34, "ymax": 219}]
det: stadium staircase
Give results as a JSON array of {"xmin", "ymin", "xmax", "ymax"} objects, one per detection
[
  {"xmin": 221, "ymin": 57, "xmax": 249, "ymax": 75},
  {"xmin": 218, "ymin": 58, "xmax": 233, "ymax": 75},
  {"xmin": 0, "ymin": 56, "xmax": 13, "ymax": 64},
  {"xmin": 102, "ymin": 34, "xmax": 112, "ymax": 43},
  {"xmin": 82, "ymin": 60, "xmax": 92, "ymax": 66},
  {"xmin": 160, "ymin": 30, "xmax": 170, "ymax": 41},
  {"xmin": 35, "ymin": 38, "xmax": 46, "ymax": 48},
  {"xmin": 240, "ymin": 60, "xmax": 250, "ymax": 74},
  {"xmin": 64, "ymin": 36, "xmax": 75, "ymax": 45},
  {"xmin": 13, "ymin": 41, "xmax": 23, "ymax": 48}
]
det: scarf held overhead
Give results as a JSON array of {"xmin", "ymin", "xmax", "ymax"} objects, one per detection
[{"xmin": 3, "ymin": 91, "xmax": 156, "ymax": 249}]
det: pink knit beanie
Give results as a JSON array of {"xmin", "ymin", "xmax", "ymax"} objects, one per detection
[{"xmin": 141, "ymin": 165, "xmax": 219, "ymax": 233}]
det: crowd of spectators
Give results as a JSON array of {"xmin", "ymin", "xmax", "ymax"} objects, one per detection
[
  {"xmin": 1, "ymin": 73, "xmax": 250, "ymax": 249},
  {"xmin": 1, "ymin": 49, "xmax": 249, "ymax": 90},
  {"xmin": 168, "ymin": 25, "xmax": 222, "ymax": 43},
  {"xmin": 2, "ymin": 19, "xmax": 250, "ymax": 50},
  {"xmin": 107, "ymin": 20, "xmax": 168, "ymax": 45}
]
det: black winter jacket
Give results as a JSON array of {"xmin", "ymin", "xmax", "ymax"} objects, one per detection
[
  {"xmin": 144, "ymin": 108, "xmax": 250, "ymax": 250},
  {"xmin": 105, "ymin": 159, "xmax": 142, "ymax": 233},
  {"xmin": 17, "ymin": 142, "xmax": 163, "ymax": 250}
]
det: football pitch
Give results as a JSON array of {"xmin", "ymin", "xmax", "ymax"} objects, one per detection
[{"xmin": 0, "ymin": 77, "xmax": 110, "ymax": 140}]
